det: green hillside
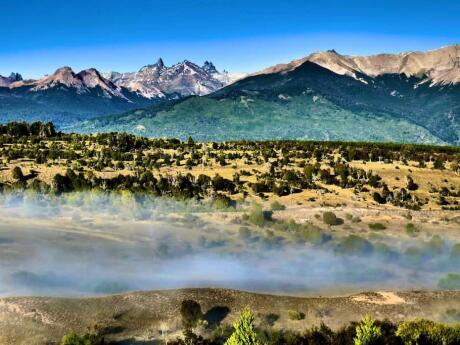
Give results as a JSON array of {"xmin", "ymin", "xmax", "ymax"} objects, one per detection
[{"xmin": 75, "ymin": 93, "xmax": 442, "ymax": 144}]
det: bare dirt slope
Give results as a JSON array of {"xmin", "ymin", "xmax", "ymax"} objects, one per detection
[{"xmin": 0, "ymin": 288, "xmax": 459, "ymax": 345}]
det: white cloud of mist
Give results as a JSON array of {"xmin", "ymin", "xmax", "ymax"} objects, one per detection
[{"xmin": 0, "ymin": 192, "xmax": 458, "ymax": 297}]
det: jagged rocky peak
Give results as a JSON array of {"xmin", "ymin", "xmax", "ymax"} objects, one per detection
[
  {"xmin": 78, "ymin": 68, "xmax": 109, "ymax": 86},
  {"xmin": 0, "ymin": 72, "xmax": 23, "ymax": 87},
  {"xmin": 156, "ymin": 58, "xmax": 165, "ymax": 69},
  {"xmin": 8, "ymin": 72, "xmax": 22, "ymax": 82},
  {"xmin": 104, "ymin": 58, "xmax": 232, "ymax": 97},
  {"xmin": 140, "ymin": 58, "xmax": 166, "ymax": 72},
  {"xmin": 202, "ymin": 61, "xmax": 218, "ymax": 75}
]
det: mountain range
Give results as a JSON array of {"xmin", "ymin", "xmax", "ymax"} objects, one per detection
[
  {"xmin": 0, "ymin": 59, "xmax": 236, "ymax": 124},
  {"xmin": 2, "ymin": 45, "xmax": 460, "ymax": 145},
  {"xmin": 103, "ymin": 59, "xmax": 243, "ymax": 98},
  {"xmin": 74, "ymin": 45, "xmax": 460, "ymax": 145}
]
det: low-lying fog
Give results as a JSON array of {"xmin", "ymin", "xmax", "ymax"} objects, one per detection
[{"xmin": 0, "ymin": 192, "xmax": 458, "ymax": 297}]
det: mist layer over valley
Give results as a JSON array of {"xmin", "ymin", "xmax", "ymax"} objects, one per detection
[{"xmin": 0, "ymin": 192, "xmax": 459, "ymax": 297}]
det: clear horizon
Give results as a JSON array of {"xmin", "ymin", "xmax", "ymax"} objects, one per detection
[{"xmin": 1, "ymin": 0, "xmax": 460, "ymax": 78}]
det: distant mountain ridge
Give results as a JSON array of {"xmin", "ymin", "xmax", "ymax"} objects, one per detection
[
  {"xmin": 2, "ymin": 45, "xmax": 460, "ymax": 144},
  {"xmin": 13, "ymin": 66, "xmax": 129, "ymax": 100},
  {"xmin": 103, "ymin": 59, "xmax": 244, "ymax": 98},
  {"xmin": 0, "ymin": 58, "xmax": 239, "ymax": 124},
  {"xmin": 258, "ymin": 45, "xmax": 460, "ymax": 86},
  {"xmin": 77, "ymin": 45, "xmax": 460, "ymax": 145}
]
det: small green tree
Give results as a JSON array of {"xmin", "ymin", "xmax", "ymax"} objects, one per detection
[
  {"xmin": 354, "ymin": 315, "xmax": 382, "ymax": 345},
  {"xmin": 225, "ymin": 307, "xmax": 260, "ymax": 345},
  {"xmin": 180, "ymin": 299, "xmax": 203, "ymax": 330},
  {"xmin": 12, "ymin": 166, "xmax": 24, "ymax": 180},
  {"xmin": 60, "ymin": 332, "xmax": 103, "ymax": 345},
  {"xmin": 323, "ymin": 211, "xmax": 338, "ymax": 225},
  {"xmin": 248, "ymin": 204, "xmax": 272, "ymax": 227}
]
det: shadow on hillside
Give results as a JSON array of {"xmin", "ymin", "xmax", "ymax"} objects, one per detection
[{"xmin": 204, "ymin": 305, "xmax": 230, "ymax": 329}]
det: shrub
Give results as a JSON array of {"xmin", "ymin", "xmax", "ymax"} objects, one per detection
[
  {"xmin": 214, "ymin": 194, "xmax": 234, "ymax": 210},
  {"xmin": 406, "ymin": 176, "xmax": 419, "ymax": 191},
  {"xmin": 335, "ymin": 235, "xmax": 374, "ymax": 256},
  {"xmin": 60, "ymin": 332, "xmax": 103, "ymax": 345},
  {"xmin": 301, "ymin": 227, "xmax": 328, "ymax": 246},
  {"xmin": 433, "ymin": 158, "xmax": 445, "ymax": 170},
  {"xmin": 368, "ymin": 223, "xmax": 386, "ymax": 231},
  {"xmin": 180, "ymin": 299, "xmax": 203, "ymax": 330},
  {"xmin": 238, "ymin": 227, "xmax": 252, "ymax": 240},
  {"xmin": 323, "ymin": 211, "xmax": 338, "ymax": 226},
  {"xmin": 11, "ymin": 166, "xmax": 24, "ymax": 180},
  {"xmin": 225, "ymin": 307, "xmax": 260, "ymax": 345},
  {"xmin": 288, "ymin": 310, "xmax": 305, "ymax": 321},
  {"xmin": 438, "ymin": 273, "xmax": 460, "ymax": 290},
  {"xmin": 248, "ymin": 204, "xmax": 272, "ymax": 227},
  {"xmin": 354, "ymin": 315, "xmax": 382, "ymax": 345},
  {"xmin": 396, "ymin": 319, "xmax": 460, "ymax": 345},
  {"xmin": 372, "ymin": 192, "xmax": 386, "ymax": 204},
  {"xmin": 426, "ymin": 235, "xmax": 444, "ymax": 254},
  {"xmin": 405, "ymin": 223, "xmax": 419, "ymax": 237},
  {"xmin": 270, "ymin": 201, "xmax": 286, "ymax": 211},
  {"xmin": 451, "ymin": 243, "xmax": 460, "ymax": 260}
]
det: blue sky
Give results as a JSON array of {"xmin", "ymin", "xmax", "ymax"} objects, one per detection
[{"xmin": 1, "ymin": 0, "xmax": 459, "ymax": 78}]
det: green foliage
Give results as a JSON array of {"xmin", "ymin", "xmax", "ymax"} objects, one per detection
[
  {"xmin": 180, "ymin": 299, "xmax": 203, "ymax": 330},
  {"xmin": 79, "ymin": 84, "xmax": 449, "ymax": 144},
  {"xmin": 368, "ymin": 223, "xmax": 386, "ymax": 231},
  {"xmin": 60, "ymin": 332, "xmax": 103, "ymax": 345},
  {"xmin": 405, "ymin": 223, "xmax": 419, "ymax": 237},
  {"xmin": 451, "ymin": 243, "xmax": 460, "ymax": 260},
  {"xmin": 248, "ymin": 204, "xmax": 272, "ymax": 227},
  {"xmin": 396, "ymin": 319, "xmax": 460, "ymax": 345},
  {"xmin": 323, "ymin": 211, "xmax": 338, "ymax": 225},
  {"xmin": 11, "ymin": 166, "xmax": 24, "ymax": 180},
  {"xmin": 372, "ymin": 192, "xmax": 386, "ymax": 204},
  {"xmin": 438, "ymin": 273, "xmax": 460, "ymax": 290},
  {"xmin": 433, "ymin": 158, "xmax": 445, "ymax": 170},
  {"xmin": 426, "ymin": 235, "xmax": 444, "ymax": 254},
  {"xmin": 354, "ymin": 315, "xmax": 382, "ymax": 345},
  {"xmin": 270, "ymin": 201, "xmax": 286, "ymax": 211},
  {"xmin": 214, "ymin": 194, "xmax": 234, "ymax": 210},
  {"xmin": 224, "ymin": 307, "xmax": 260, "ymax": 345},
  {"xmin": 287, "ymin": 310, "xmax": 305, "ymax": 321},
  {"xmin": 335, "ymin": 235, "xmax": 374, "ymax": 256}
]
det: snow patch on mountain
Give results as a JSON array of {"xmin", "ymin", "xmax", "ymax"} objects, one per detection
[{"xmin": 104, "ymin": 59, "xmax": 245, "ymax": 98}]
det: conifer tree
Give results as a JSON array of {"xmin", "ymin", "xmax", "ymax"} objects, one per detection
[
  {"xmin": 224, "ymin": 307, "xmax": 260, "ymax": 345},
  {"xmin": 354, "ymin": 315, "xmax": 382, "ymax": 345}
]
